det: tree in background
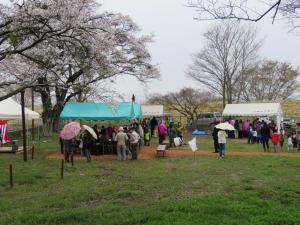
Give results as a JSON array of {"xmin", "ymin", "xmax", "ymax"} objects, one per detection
[
  {"xmin": 186, "ymin": 22, "xmax": 261, "ymax": 108},
  {"xmin": 187, "ymin": 0, "xmax": 300, "ymax": 30},
  {"xmin": 239, "ymin": 60, "xmax": 300, "ymax": 101},
  {"xmin": 0, "ymin": 0, "xmax": 159, "ymax": 135},
  {"xmin": 147, "ymin": 88, "xmax": 213, "ymax": 121}
]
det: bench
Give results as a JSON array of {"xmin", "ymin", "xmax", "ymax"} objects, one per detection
[
  {"xmin": 0, "ymin": 146, "xmax": 25, "ymax": 154},
  {"xmin": 156, "ymin": 145, "xmax": 167, "ymax": 157}
]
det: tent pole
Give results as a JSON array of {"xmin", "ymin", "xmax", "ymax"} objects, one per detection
[
  {"xmin": 21, "ymin": 90, "xmax": 27, "ymax": 162},
  {"xmin": 26, "ymin": 116, "xmax": 29, "ymax": 154},
  {"xmin": 276, "ymin": 115, "xmax": 281, "ymax": 132},
  {"xmin": 31, "ymin": 88, "xmax": 35, "ymax": 141},
  {"xmin": 38, "ymin": 119, "xmax": 40, "ymax": 149}
]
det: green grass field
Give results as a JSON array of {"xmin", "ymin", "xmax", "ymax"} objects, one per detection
[{"xmin": 1, "ymin": 134, "xmax": 300, "ymax": 225}]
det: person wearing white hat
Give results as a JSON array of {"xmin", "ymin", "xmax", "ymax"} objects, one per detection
[
  {"xmin": 129, "ymin": 127, "xmax": 140, "ymax": 160},
  {"xmin": 114, "ymin": 127, "xmax": 128, "ymax": 160}
]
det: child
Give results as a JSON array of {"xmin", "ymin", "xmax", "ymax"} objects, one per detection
[
  {"xmin": 287, "ymin": 134, "xmax": 293, "ymax": 151},
  {"xmin": 252, "ymin": 129, "xmax": 257, "ymax": 144},
  {"xmin": 279, "ymin": 129, "xmax": 284, "ymax": 152},
  {"xmin": 176, "ymin": 122, "xmax": 184, "ymax": 143},
  {"xmin": 144, "ymin": 126, "xmax": 151, "ymax": 146},
  {"xmin": 271, "ymin": 130, "xmax": 280, "ymax": 153}
]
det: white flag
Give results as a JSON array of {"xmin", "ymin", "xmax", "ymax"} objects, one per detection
[{"xmin": 188, "ymin": 137, "xmax": 197, "ymax": 152}]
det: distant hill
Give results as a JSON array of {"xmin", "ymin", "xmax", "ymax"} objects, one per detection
[{"xmin": 281, "ymin": 100, "xmax": 300, "ymax": 119}]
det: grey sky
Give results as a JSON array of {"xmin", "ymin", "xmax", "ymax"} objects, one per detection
[{"xmin": 101, "ymin": 0, "xmax": 300, "ymax": 102}]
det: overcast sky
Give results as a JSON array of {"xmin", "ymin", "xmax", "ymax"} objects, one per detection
[
  {"xmin": 2, "ymin": 0, "xmax": 299, "ymax": 102},
  {"xmin": 101, "ymin": 0, "xmax": 300, "ymax": 102}
]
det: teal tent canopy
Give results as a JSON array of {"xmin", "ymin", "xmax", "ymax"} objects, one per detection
[{"xmin": 60, "ymin": 102, "xmax": 142, "ymax": 121}]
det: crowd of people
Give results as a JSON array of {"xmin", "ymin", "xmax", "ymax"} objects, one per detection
[
  {"xmin": 61, "ymin": 116, "xmax": 300, "ymax": 162},
  {"xmin": 60, "ymin": 117, "xmax": 184, "ymax": 163},
  {"xmin": 61, "ymin": 123, "xmax": 146, "ymax": 162},
  {"xmin": 145, "ymin": 116, "xmax": 184, "ymax": 146},
  {"xmin": 212, "ymin": 118, "xmax": 300, "ymax": 157}
]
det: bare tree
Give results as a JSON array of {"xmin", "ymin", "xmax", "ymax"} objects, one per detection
[
  {"xmin": 186, "ymin": 22, "xmax": 261, "ymax": 108},
  {"xmin": 187, "ymin": 0, "xmax": 300, "ymax": 30},
  {"xmin": 240, "ymin": 60, "xmax": 300, "ymax": 101},
  {"xmin": 147, "ymin": 88, "xmax": 213, "ymax": 121}
]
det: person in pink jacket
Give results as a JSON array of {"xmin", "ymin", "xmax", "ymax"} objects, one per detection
[
  {"xmin": 158, "ymin": 121, "xmax": 167, "ymax": 144},
  {"xmin": 242, "ymin": 120, "xmax": 250, "ymax": 138}
]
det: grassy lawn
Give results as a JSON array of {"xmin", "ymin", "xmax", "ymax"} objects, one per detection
[{"xmin": 1, "ymin": 134, "xmax": 300, "ymax": 224}]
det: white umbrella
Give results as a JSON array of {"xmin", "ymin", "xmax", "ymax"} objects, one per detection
[
  {"xmin": 215, "ymin": 122, "xmax": 235, "ymax": 131},
  {"xmin": 82, "ymin": 125, "xmax": 98, "ymax": 140}
]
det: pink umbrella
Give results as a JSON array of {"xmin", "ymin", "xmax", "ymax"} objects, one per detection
[{"xmin": 60, "ymin": 122, "xmax": 81, "ymax": 140}]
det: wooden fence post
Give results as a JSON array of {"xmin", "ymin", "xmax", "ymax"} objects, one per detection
[
  {"xmin": 60, "ymin": 160, "xmax": 64, "ymax": 180},
  {"xmin": 31, "ymin": 145, "xmax": 35, "ymax": 160},
  {"xmin": 9, "ymin": 164, "xmax": 13, "ymax": 187},
  {"xmin": 71, "ymin": 155, "xmax": 74, "ymax": 167}
]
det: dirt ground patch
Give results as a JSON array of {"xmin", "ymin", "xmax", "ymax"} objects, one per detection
[{"xmin": 46, "ymin": 145, "xmax": 300, "ymax": 161}]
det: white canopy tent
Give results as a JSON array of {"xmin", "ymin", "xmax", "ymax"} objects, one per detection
[
  {"xmin": 222, "ymin": 103, "xmax": 283, "ymax": 131},
  {"xmin": 141, "ymin": 105, "xmax": 164, "ymax": 117},
  {"xmin": 0, "ymin": 98, "xmax": 40, "ymax": 120},
  {"xmin": 0, "ymin": 97, "xmax": 40, "ymax": 157}
]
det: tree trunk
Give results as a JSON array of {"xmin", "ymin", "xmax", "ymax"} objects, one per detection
[
  {"xmin": 41, "ymin": 103, "xmax": 65, "ymax": 135},
  {"xmin": 228, "ymin": 82, "xmax": 233, "ymax": 104},
  {"xmin": 38, "ymin": 83, "xmax": 67, "ymax": 136},
  {"xmin": 190, "ymin": 114, "xmax": 195, "ymax": 122},
  {"xmin": 42, "ymin": 117, "xmax": 53, "ymax": 137},
  {"xmin": 36, "ymin": 67, "xmax": 78, "ymax": 136},
  {"xmin": 52, "ymin": 103, "xmax": 64, "ymax": 132},
  {"xmin": 39, "ymin": 83, "xmax": 53, "ymax": 136},
  {"xmin": 222, "ymin": 76, "xmax": 226, "ymax": 109}
]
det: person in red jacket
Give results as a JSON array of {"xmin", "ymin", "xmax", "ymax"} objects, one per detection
[{"xmin": 272, "ymin": 129, "xmax": 280, "ymax": 153}]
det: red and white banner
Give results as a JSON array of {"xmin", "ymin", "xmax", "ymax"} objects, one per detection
[{"xmin": 0, "ymin": 120, "xmax": 10, "ymax": 144}]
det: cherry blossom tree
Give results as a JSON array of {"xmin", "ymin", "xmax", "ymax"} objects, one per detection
[{"xmin": 0, "ymin": 0, "xmax": 159, "ymax": 134}]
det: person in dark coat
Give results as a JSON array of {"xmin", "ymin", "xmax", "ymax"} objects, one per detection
[
  {"xmin": 212, "ymin": 124, "xmax": 220, "ymax": 153},
  {"xmin": 168, "ymin": 123, "xmax": 177, "ymax": 148},
  {"xmin": 234, "ymin": 119, "xmax": 239, "ymax": 139},
  {"xmin": 63, "ymin": 138, "xmax": 76, "ymax": 163},
  {"xmin": 92, "ymin": 125, "xmax": 100, "ymax": 139},
  {"xmin": 261, "ymin": 121, "xmax": 270, "ymax": 152},
  {"xmin": 238, "ymin": 119, "xmax": 243, "ymax": 139},
  {"xmin": 150, "ymin": 117, "xmax": 158, "ymax": 137},
  {"xmin": 268, "ymin": 120, "xmax": 276, "ymax": 133},
  {"xmin": 83, "ymin": 130, "xmax": 94, "ymax": 162},
  {"xmin": 59, "ymin": 137, "xmax": 64, "ymax": 154},
  {"xmin": 101, "ymin": 126, "xmax": 106, "ymax": 136}
]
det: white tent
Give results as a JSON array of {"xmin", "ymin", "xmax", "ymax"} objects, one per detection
[
  {"xmin": 141, "ymin": 105, "xmax": 164, "ymax": 117},
  {"xmin": 222, "ymin": 103, "xmax": 283, "ymax": 131},
  {"xmin": 0, "ymin": 98, "xmax": 40, "ymax": 120}
]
